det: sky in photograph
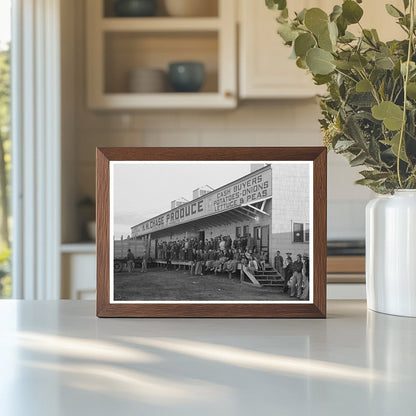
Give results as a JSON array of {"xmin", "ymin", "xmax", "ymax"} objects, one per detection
[{"xmin": 112, "ymin": 163, "xmax": 256, "ymax": 239}]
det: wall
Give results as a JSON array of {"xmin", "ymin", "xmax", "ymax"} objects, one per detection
[
  {"xmin": 271, "ymin": 164, "xmax": 310, "ymax": 257},
  {"xmin": 62, "ymin": 0, "xmax": 375, "ymax": 244}
]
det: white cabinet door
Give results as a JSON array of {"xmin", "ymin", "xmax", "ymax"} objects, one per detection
[
  {"xmin": 62, "ymin": 253, "xmax": 96, "ymax": 300},
  {"xmin": 238, "ymin": 0, "xmax": 403, "ymax": 99},
  {"xmin": 239, "ymin": 0, "xmax": 326, "ymax": 99}
]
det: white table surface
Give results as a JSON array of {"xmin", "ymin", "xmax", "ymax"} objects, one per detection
[{"xmin": 0, "ymin": 300, "xmax": 415, "ymax": 416}]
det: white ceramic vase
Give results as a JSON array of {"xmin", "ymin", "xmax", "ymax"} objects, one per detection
[{"xmin": 366, "ymin": 190, "xmax": 416, "ymax": 317}]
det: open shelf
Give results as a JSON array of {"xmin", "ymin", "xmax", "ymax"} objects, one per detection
[
  {"xmin": 101, "ymin": 17, "xmax": 221, "ymax": 32},
  {"xmin": 103, "ymin": 0, "xmax": 219, "ymax": 18},
  {"xmin": 104, "ymin": 31, "xmax": 218, "ymax": 94},
  {"xmin": 87, "ymin": 0, "xmax": 236, "ymax": 109}
]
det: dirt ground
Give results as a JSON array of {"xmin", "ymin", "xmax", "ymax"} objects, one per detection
[{"xmin": 113, "ymin": 267, "xmax": 300, "ymax": 301}]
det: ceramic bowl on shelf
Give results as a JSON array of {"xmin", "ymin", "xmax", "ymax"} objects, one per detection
[
  {"xmin": 168, "ymin": 62, "xmax": 205, "ymax": 92},
  {"xmin": 114, "ymin": 0, "xmax": 158, "ymax": 17},
  {"xmin": 164, "ymin": 0, "xmax": 218, "ymax": 17},
  {"xmin": 128, "ymin": 68, "xmax": 167, "ymax": 93}
]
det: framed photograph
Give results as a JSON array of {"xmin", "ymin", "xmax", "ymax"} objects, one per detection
[{"xmin": 96, "ymin": 147, "xmax": 327, "ymax": 318}]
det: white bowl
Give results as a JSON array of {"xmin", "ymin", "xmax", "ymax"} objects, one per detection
[
  {"xmin": 164, "ymin": 0, "xmax": 218, "ymax": 17},
  {"xmin": 128, "ymin": 68, "xmax": 167, "ymax": 93}
]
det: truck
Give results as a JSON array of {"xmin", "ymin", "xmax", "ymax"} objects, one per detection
[{"xmin": 113, "ymin": 239, "xmax": 146, "ymax": 273}]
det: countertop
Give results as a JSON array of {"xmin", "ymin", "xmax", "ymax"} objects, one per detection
[{"xmin": 0, "ymin": 300, "xmax": 415, "ymax": 415}]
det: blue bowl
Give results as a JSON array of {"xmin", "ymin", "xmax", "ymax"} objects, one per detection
[
  {"xmin": 114, "ymin": 0, "xmax": 158, "ymax": 17},
  {"xmin": 168, "ymin": 62, "xmax": 205, "ymax": 93}
]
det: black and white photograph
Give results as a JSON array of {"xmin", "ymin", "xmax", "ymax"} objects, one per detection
[{"xmin": 110, "ymin": 161, "xmax": 313, "ymax": 303}]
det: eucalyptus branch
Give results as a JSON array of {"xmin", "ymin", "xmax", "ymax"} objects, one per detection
[
  {"xmin": 334, "ymin": 68, "xmax": 358, "ymax": 84},
  {"xmin": 397, "ymin": 0, "xmax": 415, "ymax": 188},
  {"xmin": 358, "ymin": 69, "xmax": 381, "ymax": 104}
]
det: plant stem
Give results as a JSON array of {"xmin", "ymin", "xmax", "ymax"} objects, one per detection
[{"xmin": 397, "ymin": 0, "xmax": 415, "ymax": 188}]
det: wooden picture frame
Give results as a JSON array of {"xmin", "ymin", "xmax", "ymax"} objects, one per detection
[{"xmin": 96, "ymin": 147, "xmax": 327, "ymax": 318}]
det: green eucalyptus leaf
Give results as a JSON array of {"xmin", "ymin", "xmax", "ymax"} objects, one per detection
[
  {"xmin": 296, "ymin": 57, "xmax": 308, "ymax": 69},
  {"xmin": 401, "ymin": 61, "xmax": 416, "ymax": 76},
  {"xmin": 363, "ymin": 29, "xmax": 376, "ymax": 45},
  {"xmin": 328, "ymin": 21, "xmax": 338, "ymax": 44},
  {"xmin": 294, "ymin": 33, "xmax": 316, "ymax": 58},
  {"xmin": 375, "ymin": 55, "xmax": 395, "ymax": 70},
  {"xmin": 281, "ymin": 7, "xmax": 288, "ymax": 19},
  {"xmin": 266, "ymin": 0, "xmax": 287, "ymax": 11},
  {"xmin": 407, "ymin": 82, "xmax": 416, "ymax": 99},
  {"xmin": 276, "ymin": 14, "xmax": 288, "ymax": 24},
  {"xmin": 304, "ymin": 8, "xmax": 329, "ymax": 35},
  {"xmin": 306, "ymin": 48, "xmax": 336, "ymax": 75},
  {"xmin": 277, "ymin": 23, "xmax": 299, "ymax": 43},
  {"xmin": 339, "ymin": 31, "xmax": 356, "ymax": 43},
  {"xmin": 350, "ymin": 54, "xmax": 368, "ymax": 70},
  {"xmin": 313, "ymin": 74, "xmax": 332, "ymax": 85},
  {"xmin": 334, "ymin": 140, "xmax": 355, "ymax": 151},
  {"xmin": 381, "ymin": 132, "xmax": 409, "ymax": 162},
  {"xmin": 296, "ymin": 8, "xmax": 307, "ymax": 23},
  {"xmin": 336, "ymin": 15, "xmax": 348, "ymax": 36},
  {"xmin": 360, "ymin": 170, "xmax": 391, "ymax": 180},
  {"xmin": 330, "ymin": 5, "xmax": 343, "ymax": 22},
  {"xmin": 333, "ymin": 60, "xmax": 353, "ymax": 70},
  {"xmin": 318, "ymin": 27, "xmax": 334, "ymax": 52},
  {"xmin": 372, "ymin": 101, "xmax": 404, "ymax": 130},
  {"xmin": 369, "ymin": 136, "xmax": 382, "ymax": 163},
  {"xmin": 356, "ymin": 79, "xmax": 372, "ymax": 92},
  {"xmin": 371, "ymin": 29, "xmax": 380, "ymax": 42},
  {"xmin": 342, "ymin": 0, "xmax": 364, "ymax": 24},
  {"xmin": 385, "ymin": 4, "xmax": 404, "ymax": 18},
  {"xmin": 350, "ymin": 152, "xmax": 367, "ymax": 167},
  {"xmin": 355, "ymin": 178, "xmax": 377, "ymax": 186}
]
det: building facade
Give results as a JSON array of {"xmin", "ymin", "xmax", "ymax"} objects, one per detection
[{"xmin": 130, "ymin": 164, "xmax": 310, "ymax": 261}]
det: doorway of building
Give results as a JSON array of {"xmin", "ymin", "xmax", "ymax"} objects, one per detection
[
  {"xmin": 253, "ymin": 226, "xmax": 261, "ymax": 252},
  {"xmin": 198, "ymin": 230, "xmax": 205, "ymax": 244},
  {"xmin": 261, "ymin": 225, "xmax": 269, "ymax": 257}
]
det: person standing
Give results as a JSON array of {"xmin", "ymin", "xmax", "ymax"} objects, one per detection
[
  {"xmin": 283, "ymin": 253, "xmax": 293, "ymax": 293},
  {"xmin": 165, "ymin": 248, "xmax": 172, "ymax": 271},
  {"xmin": 126, "ymin": 249, "xmax": 135, "ymax": 273},
  {"xmin": 300, "ymin": 253, "xmax": 310, "ymax": 300},
  {"xmin": 290, "ymin": 254, "xmax": 303, "ymax": 298},
  {"xmin": 274, "ymin": 250, "xmax": 284, "ymax": 277},
  {"xmin": 246, "ymin": 233, "xmax": 254, "ymax": 251},
  {"xmin": 141, "ymin": 251, "xmax": 148, "ymax": 273}
]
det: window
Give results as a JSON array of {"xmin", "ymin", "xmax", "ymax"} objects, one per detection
[
  {"xmin": 293, "ymin": 222, "xmax": 310, "ymax": 243},
  {"xmin": 293, "ymin": 222, "xmax": 304, "ymax": 243},
  {"xmin": 255, "ymin": 227, "xmax": 261, "ymax": 239},
  {"xmin": 0, "ymin": 0, "xmax": 11, "ymax": 298},
  {"xmin": 243, "ymin": 225, "xmax": 249, "ymax": 237},
  {"xmin": 235, "ymin": 226, "xmax": 241, "ymax": 238}
]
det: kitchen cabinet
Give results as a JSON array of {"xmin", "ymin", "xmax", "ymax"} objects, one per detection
[
  {"xmin": 238, "ymin": 0, "xmax": 404, "ymax": 99},
  {"xmin": 238, "ymin": 0, "xmax": 325, "ymax": 99},
  {"xmin": 86, "ymin": 0, "xmax": 237, "ymax": 109},
  {"xmin": 61, "ymin": 245, "xmax": 96, "ymax": 300}
]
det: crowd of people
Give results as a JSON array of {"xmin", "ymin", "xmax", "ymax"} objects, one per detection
[
  {"xmin": 274, "ymin": 251, "xmax": 309, "ymax": 300},
  {"xmin": 156, "ymin": 235, "xmax": 268, "ymax": 276},
  {"xmin": 126, "ymin": 235, "xmax": 309, "ymax": 299}
]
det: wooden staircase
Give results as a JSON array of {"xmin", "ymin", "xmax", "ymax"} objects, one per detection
[
  {"xmin": 241, "ymin": 264, "xmax": 284, "ymax": 288},
  {"xmin": 254, "ymin": 264, "xmax": 285, "ymax": 287}
]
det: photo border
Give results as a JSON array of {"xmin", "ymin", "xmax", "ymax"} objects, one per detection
[{"xmin": 96, "ymin": 147, "xmax": 327, "ymax": 318}]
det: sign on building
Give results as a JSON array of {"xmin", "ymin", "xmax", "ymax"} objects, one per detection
[{"xmin": 131, "ymin": 167, "xmax": 272, "ymax": 237}]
